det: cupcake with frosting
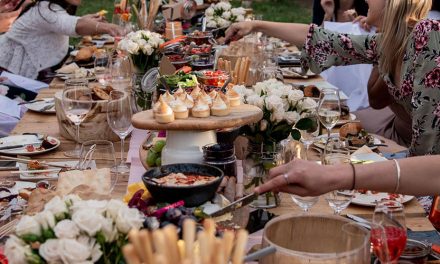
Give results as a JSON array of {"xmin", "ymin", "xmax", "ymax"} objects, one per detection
[
  {"xmin": 171, "ymin": 98, "xmax": 189, "ymax": 119},
  {"xmin": 190, "ymin": 85, "xmax": 201, "ymax": 99},
  {"xmin": 226, "ymin": 88, "xmax": 241, "ymax": 107},
  {"xmin": 173, "ymin": 87, "xmax": 185, "ymax": 98},
  {"xmin": 200, "ymin": 89, "xmax": 212, "ymax": 107},
  {"xmin": 155, "ymin": 98, "xmax": 175, "ymax": 123},
  {"xmin": 211, "ymin": 94, "xmax": 230, "ymax": 117},
  {"xmin": 209, "ymin": 90, "xmax": 218, "ymax": 100},
  {"xmin": 191, "ymin": 95, "xmax": 210, "ymax": 118},
  {"xmin": 163, "ymin": 90, "xmax": 175, "ymax": 104}
]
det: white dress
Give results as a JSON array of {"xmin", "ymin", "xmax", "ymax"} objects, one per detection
[{"xmin": 0, "ymin": 2, "xmax": 79, "ymax": 79}]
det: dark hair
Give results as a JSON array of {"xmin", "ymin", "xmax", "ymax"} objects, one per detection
[
  {"xmin": 433, "ymin": 0, "xmax": 440, "ymax": 12},
  {"xmin": 312, "ymin": 0, "xmax": 369, "ymax": 25},
  {"xmin": 19, "ymin": 0, "xmax": 77, "ymax": 19}
]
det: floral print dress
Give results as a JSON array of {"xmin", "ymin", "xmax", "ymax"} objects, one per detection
[{"xmin": 300, "ymin": 20, "xmax": 440, "ymax": 156}]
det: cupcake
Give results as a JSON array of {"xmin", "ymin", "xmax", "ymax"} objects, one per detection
[
  {"xmin": 226, "ymin": 88, "xmax": 241, "ymax": 107},
  {"xmin": 190, "ymin": 85, "xmax": 201, "ymax": 99},
  {"xmin": 153, "ymin": 95, "xmax": 164, "ymax": 115},
  {"xmin": 200, "ymin": 89, "xmax": 212, "ymax": 107},
  {"xmin": 219, "ymin": 91, "xmax": 230, "ymax": 107},
  {"xmin": 209, "ymin": 90, "xmax": 218, "ymax": 100},
  {"xmin": 191, "ymin": 95, "xmax": 210, "ymax": 118},
  {"xmin": 173, "ymin": 87, "xmax": 185, "ymax": 98},
  {"xmin": 182, "ymin": 93, "xmax": 194, "ymax": 110},
  {"xmin": 163, "ymin": 90, "xmax": 175, "ymax": 104},
  {"xmin": 211, "ymin": 94, "xmax": 230, "ymax": 117},
  {"xmin": 171, "ymin": 98, "xmax": 189, "ymax": 119},
  {"xmin": 155, "ymin": 98, "xmax": 175, "ymax": 123}
]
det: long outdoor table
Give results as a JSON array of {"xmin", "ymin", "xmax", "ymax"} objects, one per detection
[{"xmin": 0, "ymin": 76, "xmax": 434, "ymax": 232}]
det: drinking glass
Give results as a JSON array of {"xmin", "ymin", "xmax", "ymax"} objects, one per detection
[
  {"xmin": 318, "ymin": 88, "xmax": 341, "ymax": 141},
  {"xmin": 79, "ymin": 140, "xmax": 118, "ymax": 192},
  {"xmin": 295, "ymin": 111, "xmax": 319, "ymax": 161},
  {"xmin": 342, "ymin": 222, "xmax": 371, "ymax": 264},
  {"xmin": 106, "ymin": 90, "xmax": 132, "ymax": 173},
  {"xmin": 291, "ymin": 195, "xmax": 319, "ymax": 212},
  {"xmin": 62, "ymin": 83, "xmax": 93, "ymax": 158},
  {"xmin": 94, "ymin": 50, "xmax": 111, "ymax": 86},
  {"xmin": 323, "ymin": 141, "xmax": 354, "ymax": 214},
  {"xmin": 371, "ymin": 200, "xmax": 407, "ymax": 263},
  {"xmin": 110, "ymin": 52, "xmax": 132, "ymax": 91}
]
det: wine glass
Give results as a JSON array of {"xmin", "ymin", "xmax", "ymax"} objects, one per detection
[
  {"xmin": 371, "ymin": 199, "xmax": 407, "ymax": 263},
  {"xmin": 295, "ymin": 111, "xmax": 319, "ymax": 161},
  {"xmin": 291, "ymin": 195, "xmax": 319, "ymax": 213},
  {"xmin": 62, "ymin": 83, "xmax": 93, "ymax": 158},
  {"xmin": 106, "ymin": 90, "xmax": 132, "ymax": 173},
  {"xmin": 110, "ymin": 52, "xmax": 132, "ymax": 91},
  {"xmin": 318, "ymin": 88, "xmax": 341, "ymax": 142},
  {"xmin": 342, "ymin": 222, "xmax": 371, "ymax": 263},
  {"xmin": 79, "ymin": 140, "xmax": 119, "ymax": 192},
  {"xmin": 323, "ymin": 139, "xmax": 354, "ymax": 215},
  {"xmin": 94, "ymin": 50, "xmax": 111, "ymax": 86}
]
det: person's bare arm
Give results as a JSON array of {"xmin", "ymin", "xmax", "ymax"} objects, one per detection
[
  {"xmin": 367, "ymin": 66, "xmax": 393, "ymax": 109},
  {"xmin": 75, "ymin": 18, "xmax": 125, "ymax": 37},
  {"xmin": 255, "ymin": 155, "xmax": 440, "ymax": 197},
  {"xmin": 0, "ymin": 9, "xmax": 19, "ymax": 32},
  {"xmin": 225, "ymin": 21, "xmax": 310, "ymax": 47}
]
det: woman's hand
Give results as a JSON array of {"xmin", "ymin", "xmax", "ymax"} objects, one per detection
[
  {"xmin": 224, "ymin": 21, "xmax": 256, "ymax": 43},
  {"xmin": 254, "ymin": 159, "xmax": 346, "ymax": 196},
  {"xmin": 353, "ymin": 15, "xmax": 371, "ymax": 32},
  {"xmin": 321, "ymin": 0, "xmax": 335, "ymax": 21},
  {"xmin": 82, "ymin": 13, "xmax": 106, "ymax": 22},
  {"xmin": 104, "ymin": 23, "xmax": 126, "ymax": 37}
]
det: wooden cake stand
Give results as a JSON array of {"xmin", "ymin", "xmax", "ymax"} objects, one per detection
[{"xmin": 131, "ymin": 104, "xmax": 263, "ymax": 165}]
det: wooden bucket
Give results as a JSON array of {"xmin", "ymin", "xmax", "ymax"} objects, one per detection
[
  {"xmin": 54, "ymin": 91, "xmax": 120, "ymax": 142},
  {"xmin": 261, "ymin": 214, "xmax": 371, "ymax": 264}
]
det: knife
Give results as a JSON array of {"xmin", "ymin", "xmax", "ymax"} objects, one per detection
[
  {"xmin": 208, "ymin": 192, "xmax": 259, "ymax": 217},
  {"xmin": 38, "ymin": 104, "xmax": 55, "ymax": 112},
  {"xmin": 0, "ymin": 142, "xmax": 41, "ymax": 151},
  {"xmin": 346, "ymin": 214, "xmax": 372, "ymax": 230}
]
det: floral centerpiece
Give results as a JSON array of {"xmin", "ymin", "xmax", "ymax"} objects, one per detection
[
  {"xmin": 117, "ymin": 30, "xmax": 164, "ymax": 73},
  {"xmin": 4, "ymin": 195, "xmax": 143, "ymax": 264},
  {"xmin": 205, "ymin": 2, "xmax": 246, "ymax": 28},
  {"xmin": 233, "ymin": 79, "xmax": 317, "ymax": 208}
]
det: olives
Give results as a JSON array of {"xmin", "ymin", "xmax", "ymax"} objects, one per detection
[{"xmin": 146, "ymin": 140, "xmax": 166, "ymax": 167}]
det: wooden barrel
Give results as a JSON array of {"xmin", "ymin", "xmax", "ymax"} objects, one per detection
[
  {"xmin": 261, "ymin": 214, "xmax": 371, "ymax": 264},
  {"xmin": 54, "ymin": 91, "xmax": 120, "ymax": 142}
]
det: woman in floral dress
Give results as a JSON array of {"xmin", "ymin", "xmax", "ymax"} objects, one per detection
[{"xmin": 226, "ymin": 0, "xmax": 439, "ymax": 157}]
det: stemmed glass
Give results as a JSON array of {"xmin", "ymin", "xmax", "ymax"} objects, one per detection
[
  {"xmin": 110, "ymin": 52, "xmax": 132, "ymax": 91},
  {"xmin": 106, "ymin": 90, "xmax": 132, "ymax": 173},
  {"xmin": 295, "ymin": 111, "xmax": 319, "ymax": 161},
  {"xmin": 323, "ymin": 138, "xmax": 354, "ymax": 215},
  {"xmin": 94, "ymin": 50, "xmax": 111, "ymax": 86},
  {"xmin": 62, "ymin": 83, "xmax": 93, "ymax": 158},
  {"xmin": 318, "ymin": 89, "xmax": 341, "ymax": 141},
  {"xmin": 371, "ymin": 199, "xmax": 407, "ymax": 263}
]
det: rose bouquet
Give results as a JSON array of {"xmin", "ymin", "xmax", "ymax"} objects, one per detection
[
  {"xmin": 118, "ymin": 30, "xmax": 164, "ymax": 73},
  {"xmin": 233, "ymin": 79, "xmax": 318, "ymax": 146},
  {"xmin": 205, "ymin": 1, "xmax": 246, "ymax": 29},
  {"xmin": 5, "ymin": 195, "xmax": 144, "ymax": 264}
]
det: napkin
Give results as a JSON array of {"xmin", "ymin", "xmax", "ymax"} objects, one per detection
[
  {"xmin": 351, "ymin": 146, "xmax": 387, "ymax": 163},
  {"xmin": 0, "ymin": 72, "xmax": 48, "ymax": 92},
  {"xmin": 56, "ymin": 63, "xmax": 80, "ymax": 74}
]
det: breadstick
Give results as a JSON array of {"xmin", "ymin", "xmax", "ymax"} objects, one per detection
[
  {"xmin": 214, "ymin": 238, "xmax": 225, "ymax": 264},
  {"xmin": 234, "ymin": 58, "xmax": 242, "ymax": 84},
  {"xmin": 238, "ymin": 57, "xmax": 248, "ymax": 84},
  {"xmin": 225, "ymin": 60, "xmax": 231, "ymax": 74},
  {"xmin": 122, "ymin": 244, "xmax": 141, "ymax": 264},
  {"xmin": 218, "ymin": 58, "xmax": 224, "ymax": 71},
  {"xmin": 232, "ymin": 229, "xmax": 248, "ymax": 264},
  {"xmin": 155, "ymin": 254, "xmax": 168, "ymax": 264},
  {"xmin": 198, "ymin": 231, "xmax": 211, "ymax": 264},
  {"xmin": 183, "ymin": 218, "xmax": 196, "ymax": 262},
  {"xmin": 138, "ymin": 230, "xmax": 154, "ymax": 264},
  {"xmin": 152, "ymin": 229, "xmax": 169, "ymax": 264},
  {"xmin": 128, "ymin": 229, "xmax": 147, "ymax": 263},
  {"xmin": 163, "ymin": 225, "xmax": 181, "ymax": 264},
  {"xmin": 222, "ymin": 230, "xmax": 234, "ymax": 264},
  {"xmin": 243, "ymin": 57, "xmax": 251, "ymax": 84}
]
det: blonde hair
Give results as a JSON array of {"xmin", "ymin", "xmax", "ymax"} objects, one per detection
[{"xmin": 379, "ymin": 0, "xmax": 432, "ymax": 75}]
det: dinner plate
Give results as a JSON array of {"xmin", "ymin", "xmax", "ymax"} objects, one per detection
[
  {"xmin": 336, "ymin": 113, "xmax": 357, "ymax": 125},
  {"xmin": 18, "ymin": 160, "xmax": 95, "ymax": 180},
  {"xmin": 0, "ymin": 135, "xmax": 60, "ymax": 156},
  {"xmin": 282, "ymin": 67, "xmax": 317, "ymax": 79},
  {"xmin": 314, "ymin": 133, "xmax": 381, "ymax": 151},
  {"xmin": 340, "ymin": 190, "xmax": 414, "ymax": 207},
  {"xmin": 25, "ymin": 98, "xmax": 55, "ymax": 114}
]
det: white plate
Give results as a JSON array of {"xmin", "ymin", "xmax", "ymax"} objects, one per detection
[
  {"xmin": 314, "ymin": 133, "xmax": 381, "ymax": 151},
  {"xmin": 336, "ymin": 113, "xmax": 357, "ymax": 125},
  {"xmin": 341, "ymin": 191, "xmax": 414, "ymax": 207},
  {"xmin": 0, "ymin": 135, "xmax": 60, "ymax": 156},
  {"xmin": 282, "ymin": 67, "xmax": 317, "ymax": 79},
  {"xmin": 70, "ymin": 50, "xmax": 79, "ymax": 57},
  {"xmin": 18, "ymin": 160, "xmax": 96, "ymax": 180},
  {"xmin": 351, "ymin": 153, "xmax": 387, "ymax": 163},
  {"xmin": 25, "ymin": 98, "xmax": 55, "ymax": 114}
]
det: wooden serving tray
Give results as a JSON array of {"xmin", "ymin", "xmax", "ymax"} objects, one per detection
[{"xmin": 131, "ymin": 104, "xmax": 263, "ymax": 131}]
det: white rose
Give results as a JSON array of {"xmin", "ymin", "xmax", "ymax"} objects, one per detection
[
  {"xmin": 232, "ymin": 85, "xmax": 246, "ymax": 96},
  {"xmin": 235, "ymin": 14, "xmax": 245, "ymax": 22},
  {"xmin": 288, "ymin": 90, "xmax": 304, "ymax": 106},
  {"xmin": 285, "ymin": 111, "xmax": 300, "ymax": 125},
  {"xmin": 5, "ymin": 236, "xmax": 32, "ymax": 264},
  {"xmin": 205, "ymin": 7, "xmax": 214, "ymax": 16},
  {"xmin": 15, "ymin": 215, "xmax": 41, "ymax": 237},
  {"xmin": 301, "ymin": 97, "xmax": 318, "ymax": 111},
  {"xmin": 231, "ymin": 7, "xmax": 246, "ymax": 16},
  {"xmin": 217, "ymin": 17, "xmax": 230, "ymax": 28},
  {"xmin": 39, "ymin": 239, "xmax": 60, "ymax": 263},
  {"xmin": 270, "ymin": 110, "xmax": 285, "ymax": 123},
  {"xmin": 63, "ymin": 194, "xmax": 81, "ymax": 207},
  {"xmin": 54, "ymin": 220, "xmax": 80, "ymax": 239},
  {"xmin": 59, "ymin": 239, "xmax": 91, "ymax": 263},
  {"xmin": 253, "ymin": 82, "xmax": 266, "ymax": 95},
  {"xmin": 222, "ymin": 11, "xmax": 231, "ymax": 20},
  {"xmin": 44, "ymin": 196, "xmax": 68, "ymax": 219},
  {"xmin": 105, "ymin": 199, "xmax": 125, "ymax": 220},
  {"xmin": 281, "ymin": 85, "xmax": 293, "ymax": 97},
  {"xmin": 282, "ymin": 98, "xmax": 290, "ymax": 111},
  {"xmin": 35, "ymin": 211, "xmax": 56, "ymax": 230},
  {"xmin": 77, "ymin": 236, "xmax": 102, "ymax": 262},
  {"xmin": 101, "ymin": 217, "xmax": 118, "ymax": 242},
  {"xmin": 217, "ymin": 1, "xmax": 231, "ymax": 11},
  {"xmin": 115, "ymin": 207, "xmax": 143, "ymax": 234},
  {"xmin": 206, "ymin": 19, "xmax": 217, "ymax": 28},
  {"xmin": 72, "ymin": 209, "xmax": 104, "ymax": 236},
  {"xmin": 260, "ymin": 119, "xmax": 268, "ymax": 131},
  {"xmin": 266, "ymin": 86, "xmax": 283, "ymax": 97},
  {"xmin": 72, "ymin": 200, "xmax": 108, "ymax": 214},
  {"xmin": 0, "ymin": 84, "xmax": 9, "ymax": 96},
  {"xmin": 265, "ymin": 95, "xmax": 283, "ymax": 112},
  {"xmin": 125, "ymin": 40, "xmax": 139, "ymax": 55}
]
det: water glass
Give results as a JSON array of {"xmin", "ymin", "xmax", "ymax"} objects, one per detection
[
  {"xmin": 110, "ymin": 52, "xmax": 132, "ymax": 91},
  {"xmin": 79, "ymin": 140, "xmax": 118, "ymax": 192},
  {"xmin": 295, "ymin": 111, "xmax": 319, "ymax": 160},
  {"xmin": 318, "ymin": 89, "xmax": 341, "ymax": 141},
  {"xmin": 291, "ymin": 195, "xmax": 319, "ymax": 212},
  {"xmin": 342, "ymin": 222, "xmax": 371, "ymax": 263},
  {"xmin": 106, "ymin": 90, "xmax": 132, "ymax": 173},
  {"xmin": 62, "ymin": 83, "xmax": 93, "ymax": 158},
  {"xmin": 94, "ymin": 50, "xmax": 111, "ymax": 86}
]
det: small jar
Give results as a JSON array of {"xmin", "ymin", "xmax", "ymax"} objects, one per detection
[
  {"xmin": 203, "ymin": 143, "xmax": 237, "ymax": 177},
  {"xmin": 399, "ymin": 239, "xmax": 430, "ymax": 264}
]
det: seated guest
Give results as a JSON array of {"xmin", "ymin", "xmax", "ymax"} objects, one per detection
[
  {"xmin": 313, "ymin": 0, "xmax": 369, "ymax": 25},
  {"xmin": 0, "ymin": 0, "xmax": 125, "ymax": 80}
]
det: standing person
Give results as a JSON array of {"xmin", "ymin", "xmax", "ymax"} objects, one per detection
[
  {"xmin": 0, "ymin": 0, "xmax": 125, "ymax": 81},
  {"xmin": 226, "ymin": 0, "xmax": 438, "ymax": 156},
  {"xmin": 312, "ymin": 0, "xmax": 369, "ymax": 25}
]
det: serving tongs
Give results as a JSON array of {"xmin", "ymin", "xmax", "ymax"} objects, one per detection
[{"xmin": 208, "ymin": 192, "xmax": 260, "ymax": 217}]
